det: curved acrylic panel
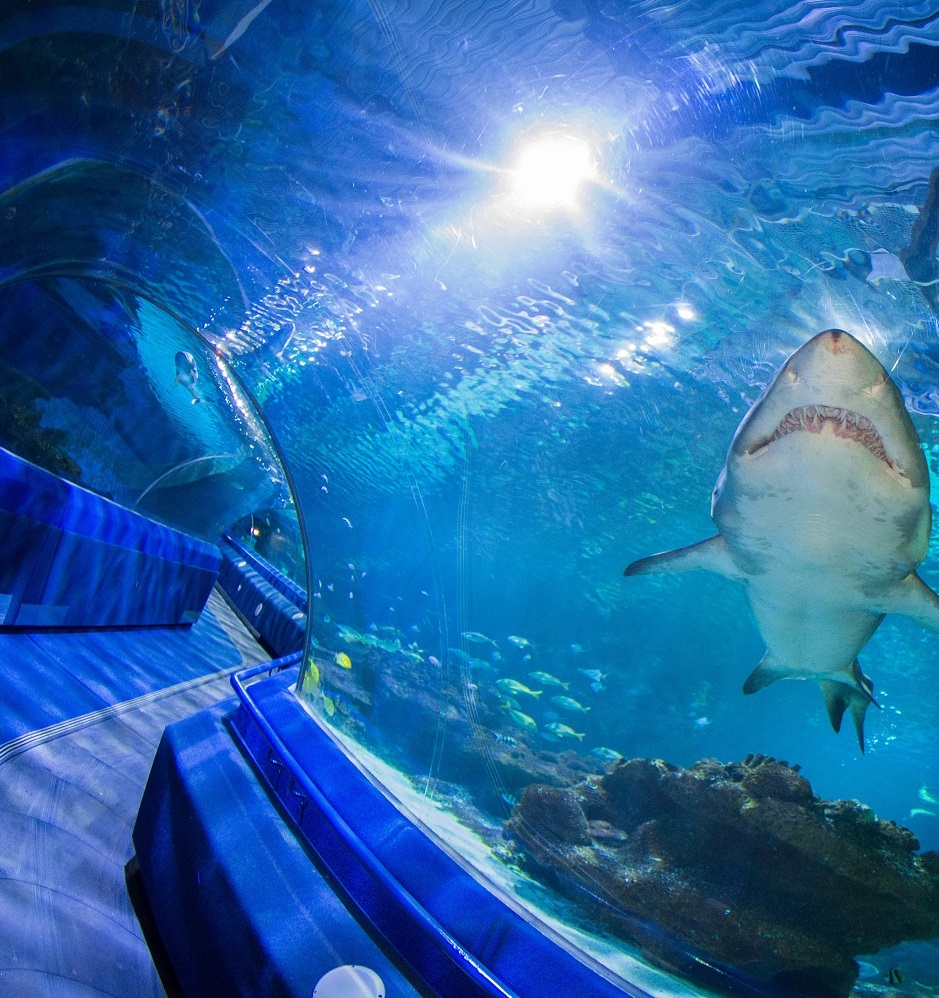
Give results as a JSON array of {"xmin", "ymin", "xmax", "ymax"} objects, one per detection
[{"xmin": 1, "ymin": 1, "xmax": 938, "ymax": 994}]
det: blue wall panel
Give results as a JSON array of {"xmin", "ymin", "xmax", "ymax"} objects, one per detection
[{"xmin": 0, "ymin": 447, "xmax": 220, "ymax": 628}]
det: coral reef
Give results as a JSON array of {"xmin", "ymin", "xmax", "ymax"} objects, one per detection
[{"xmin": 505, "ymin": 755, "xmax": 939, "ymax": 998}]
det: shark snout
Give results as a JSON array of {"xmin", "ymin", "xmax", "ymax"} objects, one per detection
[
  {"xmin": 787, "ymin": 328, "xmax": 885, "ymax": 391},
  {"xmin": 820, "ymin": 328, "xmax": 848, "ymax": 353}
]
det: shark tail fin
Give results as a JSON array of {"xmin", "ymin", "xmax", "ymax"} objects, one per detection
[
  {"xmin": 742, "ymin": 653, "xmax": 792, "ymax": 695},
  {"xmin": 874, "ymin": 572, "xmax": 939, "ymax": 634},
  {"xmin": 624, "ymin": 535, "xmax": 742, "ymax": 581},
  {"xmin": 819, "ymin": 663, "xmax": 879, "ymax": 753}
]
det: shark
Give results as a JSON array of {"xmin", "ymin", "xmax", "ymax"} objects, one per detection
[
  {"xmin": 625, "ymin": 329, "xmax": 939, "ymax": 751},
  {"xmin": 174, "ymin": 351, "xmax": 204, "ymax": 405}
]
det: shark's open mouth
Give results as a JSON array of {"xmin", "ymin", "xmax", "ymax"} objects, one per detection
[{"xmin": 757, "ymin": 405, "xmax": 889, "ymax": 463}]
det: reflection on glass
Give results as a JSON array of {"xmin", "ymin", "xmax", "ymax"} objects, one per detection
[{"xmin": 0, "ymin": 278, "xmax": 288, "ymax": 542}]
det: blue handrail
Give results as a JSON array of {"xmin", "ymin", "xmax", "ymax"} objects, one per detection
[{"xmin": 230, "ymin": 659, "xmax": 518, "ymax": 998}]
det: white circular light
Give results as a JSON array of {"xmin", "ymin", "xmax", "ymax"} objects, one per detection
[
  {"xmin": 508, "ymin": 133, "xmax": 597, "ymax": 210},
  {"xmin": 312, "ymin": 965, "xmax": 385, "ymax": 998}
]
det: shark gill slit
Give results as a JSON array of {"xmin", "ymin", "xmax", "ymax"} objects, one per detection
[{"xmin": 750, "ymin": 405, "xmax": 889, "ymax": 463}]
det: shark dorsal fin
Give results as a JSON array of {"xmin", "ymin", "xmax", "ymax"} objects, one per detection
[{"xmin": 624, "ymin": 535, "xmax": 743, "ymax": 581}]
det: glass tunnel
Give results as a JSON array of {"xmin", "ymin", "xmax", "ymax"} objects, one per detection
[{"xmin": 1, "ymin": 1, "xmax": 939, "ymax": 996}]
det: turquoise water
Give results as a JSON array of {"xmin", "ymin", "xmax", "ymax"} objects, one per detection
[{"xmin": 2, "ymin": 0, "xmax": 939, "ymax": 992}]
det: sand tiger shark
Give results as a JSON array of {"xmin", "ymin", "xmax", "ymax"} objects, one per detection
[{"xmin": 625, "ymin": 329, "xmax": 939, "ymax": 751}]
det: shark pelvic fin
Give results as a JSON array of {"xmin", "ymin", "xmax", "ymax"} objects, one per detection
[
  {"xmin": 873, "ymin": 572, "xmax": 939, "ymax": 634},
  {"xmin": 819, "ymin": 663, "xmax": 879, "ymax": 753},
  {"xmin": 624, "ymin": 535, "xmax": 743, "ymax": 581},
  {"xmin": 742, "ymin": 653, "xmax": 792, "ymax": 695}
]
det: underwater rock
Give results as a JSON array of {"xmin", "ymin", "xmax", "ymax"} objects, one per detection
[
  {"xmin": 505, "ymin": 755, "xmax": 939, "ymax": 998},
  {"xmin": 515, "ymin": 785, "xmax": 591, "ymax": 845}
]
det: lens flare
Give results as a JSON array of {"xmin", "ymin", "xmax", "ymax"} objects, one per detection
[{"xmin": 508, "ymin": 133, "xmax": 597, "ymax": 210}]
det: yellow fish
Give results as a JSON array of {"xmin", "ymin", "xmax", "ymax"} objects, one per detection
[
  {"xmin": 335, "ymin": 652, "xmax": 353, "ymax": 669},
  {"xmin": 301, "ymin": 660, "xmax": 320, "ymax": 695}
]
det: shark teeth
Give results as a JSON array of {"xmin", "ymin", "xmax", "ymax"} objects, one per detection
[{"xmin": 758, "ymin": 405, "xmax": 889, "ymax": 463}]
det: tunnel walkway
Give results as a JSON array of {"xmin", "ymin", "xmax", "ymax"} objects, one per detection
[{"xmin": 0, "ymin": 589, "xmax": 270, "ymax": 997}]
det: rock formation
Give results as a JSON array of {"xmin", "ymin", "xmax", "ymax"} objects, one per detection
[{"xmin": 505, "ymin": 754, "xmax": 939, "ymax": 998}]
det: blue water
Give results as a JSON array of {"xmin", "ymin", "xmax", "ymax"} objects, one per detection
[{"xmin": 3, "ymin": 0, "xmax": 939, "ymax": 992}]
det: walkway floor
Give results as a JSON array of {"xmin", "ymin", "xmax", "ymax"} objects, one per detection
[{"xmin": 0, "ymin": 589, "xmax": 270, "ymax": 997}]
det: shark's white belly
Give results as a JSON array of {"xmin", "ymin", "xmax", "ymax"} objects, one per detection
[{"xmin": 715, "ymin": 431, "xmax": 928, "ymax": 677}]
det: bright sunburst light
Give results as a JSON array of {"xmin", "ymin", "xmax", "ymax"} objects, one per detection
[{"xmin": 507, "ymin": 132, "xmax": 598, "ymax": 211}]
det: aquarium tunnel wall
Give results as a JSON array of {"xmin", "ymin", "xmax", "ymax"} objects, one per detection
[{"xmin": 2, "ymin": 0, "xmax": 939, "ymax": 995}]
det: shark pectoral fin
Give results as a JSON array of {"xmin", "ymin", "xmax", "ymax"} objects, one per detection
[
  {"xmin": 624, "ymin": 535, "xmax": 743, "ymax": 581},
  {"xmin": 742, "ymin": 653, "xmax": 791, "ymax": 694},
  {"xmin": 873, "ymin": 572, "xmax": 939, "ymax": 634}
]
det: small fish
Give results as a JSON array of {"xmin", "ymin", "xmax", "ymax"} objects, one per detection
[
  {"xmin": 546, "ymin": 722, "xmax": 585, "ymax": 741},
  {"xmin": 551, "ymin": 695, "xmax": 590, "ymax": 713},
  {"xmin": 503, "ymin": 708, "xmax": 537, "ymax": 732},
  {"xmin": 694, "ymin": 716, "xmax": 711, "ymax": 728},
  {"xmin": 174, "ymin": 351, "xmax": 204, "ymax": 404},
  {"xmin": 496, "ymin": 678, "xmax": 542, "ymax": 699},
  {"xmin": 590, "ymin": 680, "xmax": 607, "ymax": 693},
  {"xmin": 856, "ymin": 961, "xmax": 879, "ymax": 980},
  {"xmin": 322, "ymin": 696, "xmax": 336, "ymax": 717},
  {"xmin": 467, "ymin": 656, "xmax": 498, "ymax": 673},
  {"xmin": 428, "ymin": 655, "xmax": 441, "ymax": 667},
  {"xmin": 590, "ymin": 747, "xmax": 624, "ymax": 762},
  {"xmin": 570, "ymin": 643, "xmax": 583, "ymax": 653},
  {"xmin": 336, "ymin": 624, "xmax": 363, "ymax": 644},
  {"xmin": 493, "ymin": 733, "xmax": 517, "ymax": 746},
  {"xmin": 887, "ymin": 968, "xmax": 903, "ymax": 985},
  {"xmin": 500, "ymin": 792, "xmax": 518, "ymax": 807},
  {"xmin": 919, "ymin": 783, "xmax": 939, "ymax": 805},
  {"xmin": 528, "ymin": 671, "xmax": 569, "ymax": 689},
  {"xmin": 302, "ymin": 660, "xmax": 320, "ymax": 693},
  {"xmin": 909, "ymin": 807, "xmax": 936, "ymax": 818},
  {"xmin": 335, "ymin": 652, "xmax": 353, "ymax": 669},
  {"xmin": 463, "ymin": 630, "xmax": 497, "ymax": 646},
  {"xmin": 508, "ymin": 635, "xmax": 533, "ymax": 649},
  {"xmin": 577, "ymin": 668, "xmax": 607, "ymax": 683}
]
